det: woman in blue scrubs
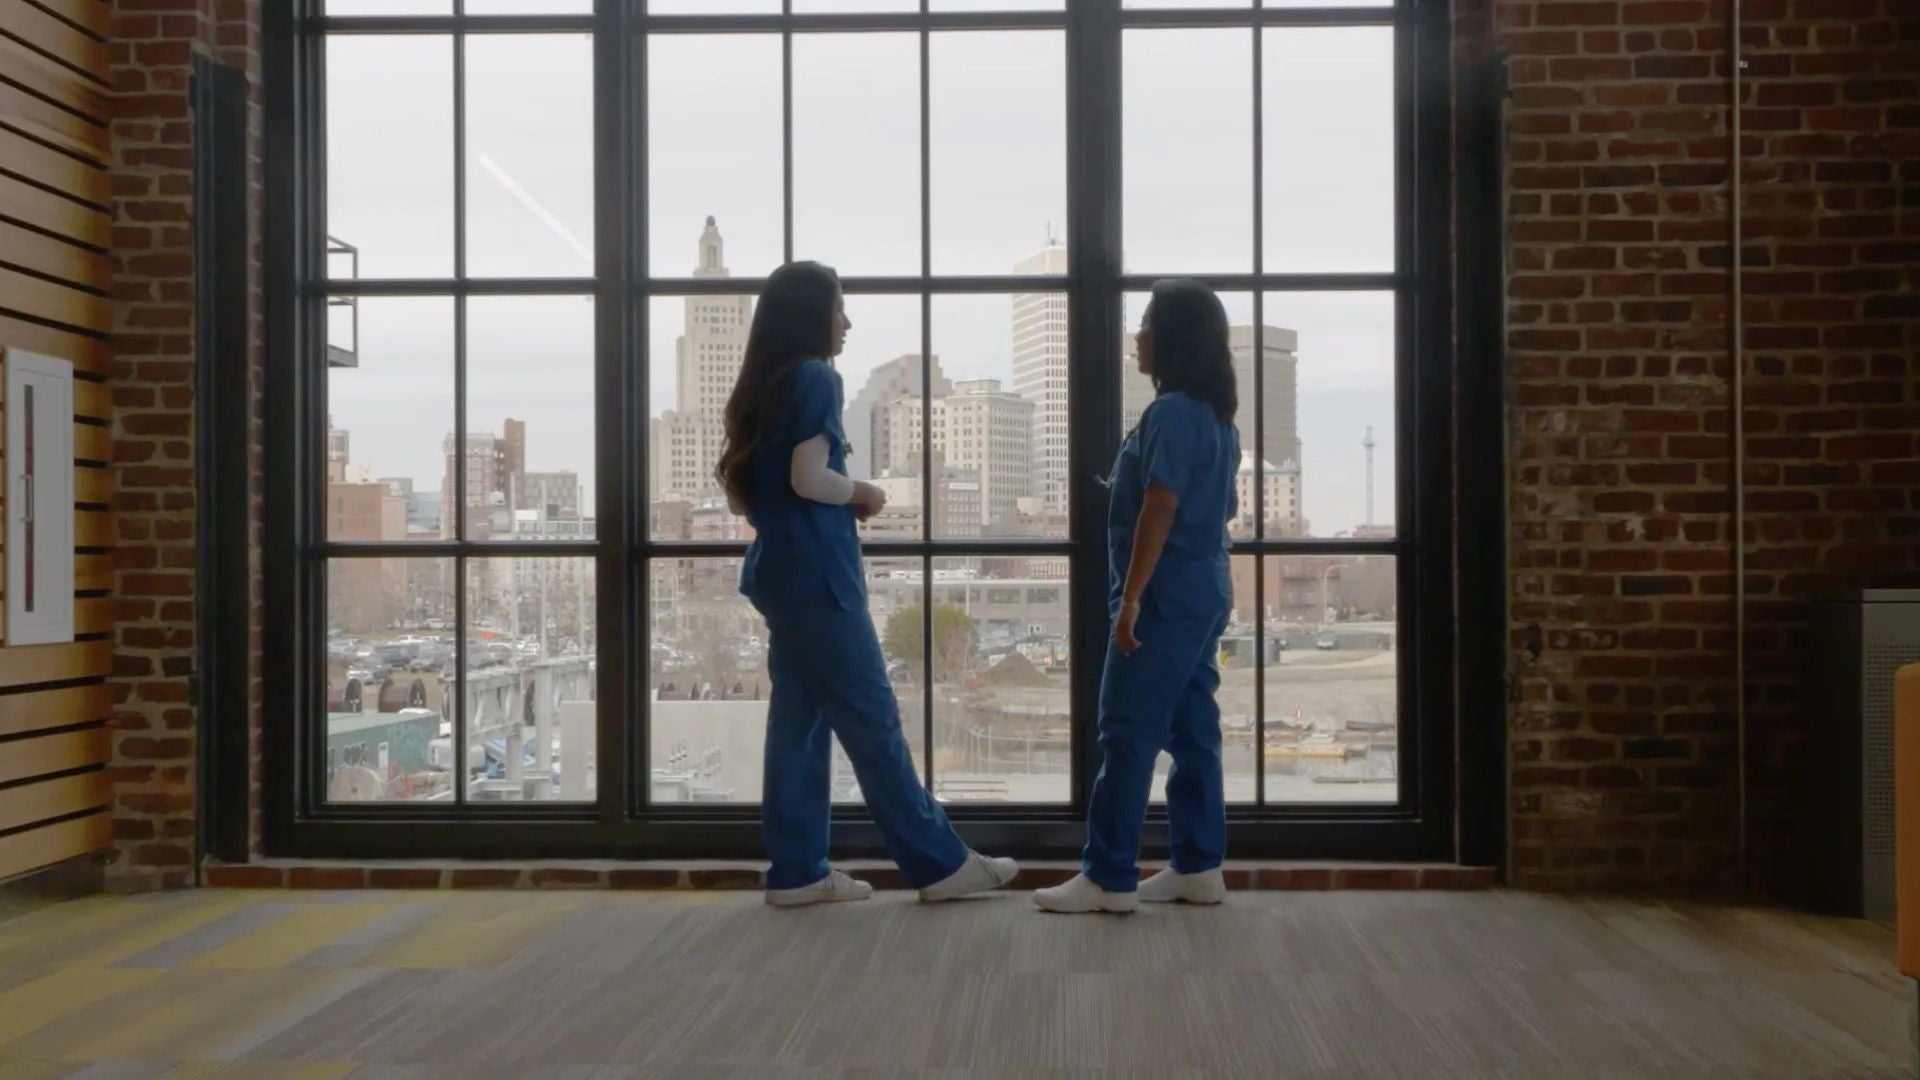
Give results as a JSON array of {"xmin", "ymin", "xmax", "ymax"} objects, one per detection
[
  {"xmin": 716, "ymin": 261, "xmax": 1018, "ymax": 908},
  {"xmin": 1036, "ymin": 280, "xmax": 1241, "ymax": 914}
]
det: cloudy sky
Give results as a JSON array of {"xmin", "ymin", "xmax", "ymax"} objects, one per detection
[{"xmin": 322, "ymin": 13, "xmax": 1396, "ymax": 538}]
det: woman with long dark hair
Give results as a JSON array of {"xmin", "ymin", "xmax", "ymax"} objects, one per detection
[
  {"xmin": 718, "ymin": 261, "xmax": 1017, "ymax": 907},
  {"xmin": 1036, "ymin": 279, "xmax": 1241, "ymax": 914}
]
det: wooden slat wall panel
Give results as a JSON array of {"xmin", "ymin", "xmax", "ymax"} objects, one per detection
[
  {"xmin": 0, "ymin": 123, "xmax": 104, "ymax": 205},
  {"xmin": 73, "ymin": 508, "xmax": 107, "ymax": 547},
  {"xmin": 73, "ymin": 552, "xmax": 108, "ymax": 590},
  {"xmin": 0, "ymin": 314, "xmax": 106, "ymax": 372},
  {"xmin": 0, "ymin": 726, "xmax": 107, "ymax": 785},
  {"xmin": 0, "ymin": 82, "xmax": 104, "ymax": 162},
  {"xmin": 73, "ymin": 419, "xmax": 106, "ymax": 461},
  {"xmin": 0, "ymin": 34, "xmax": 106, "ymax": 120},
  {"xmin": 75, "ymin": 595, "xmax": 107, "ymax": 634},
  {"xmin": 0, "ymin": 641, "xmax": 112, "ymax": 689},
  {"xmin": 74, "ymin": 463, "xmax": 110, "ymax": 503},
  {"xmin": 73, "ymin": 376, "xmax": 107, "ymax": 418},
  {"xmin": 0, "ymin": 3, "xmax": 108, "ymax": 85},
  {"xmin": 0, "ymin": 265, "xmax": 109, "ymax": 331},
  {"xmin": 28, "ymin": 0, "xmax": 108, "ymax": 41},
  {"xmin": 0, "ymin": 811, "xmax": 108, "ymax": 880},
  {"xmin": 0, "ymin": 174, "xmax": 110, "ymax": 248},
  {"xmin": 1, "ymin": 0, "xmax": 114, "ymax": 879},
  {"xmin": 0, "ymin": 221, "xmax": 110, "ymax": 286},
  {"xmin": 0, "ymin": 682, "xmax": 109, "ymax": 738},
  {"xmin": 0, "ymin": 771, "xmax": 108, "ymax": 833}
]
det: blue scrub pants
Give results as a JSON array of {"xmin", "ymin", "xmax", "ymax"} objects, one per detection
[
  {"xmin": 758, "ymin": 602, "xmax": 970, "ymax": 891},
  {"xmin": 1083, "ymin": 609, "xmax": 1231, "ymax": 893}
]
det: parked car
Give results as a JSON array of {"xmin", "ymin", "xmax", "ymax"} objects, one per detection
[{"xmin": 1315, "ymin": 634, "xmax": 1338, "ymax": 651}]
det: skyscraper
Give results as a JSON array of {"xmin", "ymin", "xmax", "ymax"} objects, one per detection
[
  {"xmin": 650, "ymin": 218, "xmax": 753, "ymax": 503},
  {"xmin": 875, "ymin": 378, "xmax": 1033, "ymax": 531},
  {"xmin": 1012, "ymin": 243, "xmax": 1069, "ymax": 515},
  {"xmin": 843, "ymin": 354, "xmax": 951, "ymax": 483}
]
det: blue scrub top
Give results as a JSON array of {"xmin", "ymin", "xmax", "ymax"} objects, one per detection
[
  {"xmin": 739, "ymin": 359, "xmax": 866, "ymax": 614},
  {"xmin": 1106, "ymin": 391, "xmax": 1239, "ymax": 621}
]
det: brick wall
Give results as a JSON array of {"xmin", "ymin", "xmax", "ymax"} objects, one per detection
[
  {"xmin": 1490, "ymin": 0, "xmax": 1920, "ymax": 893},
  {"xmin": 106, "ymin": 0, "xmax": 264, "ymax": 891}
]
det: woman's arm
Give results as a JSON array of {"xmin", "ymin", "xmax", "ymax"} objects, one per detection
[
  {"xmin": 789, "ymin": 433, "xmax": 887, "ymax": 517},
  {"xmin": 789, "ymin": 433, "xmax": 854, "ymax": 504},
  {"xmin": 1114, "ymin": 480, "xmax": 1180, "ymax": 654}
]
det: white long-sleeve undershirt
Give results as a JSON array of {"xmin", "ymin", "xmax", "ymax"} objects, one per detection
[{"xmin": 789, "ymin": 433, "xmax": 854, "ymax": 505}]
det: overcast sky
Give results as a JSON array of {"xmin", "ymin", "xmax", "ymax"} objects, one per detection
[{"xmin": 323, "ymin": 19, "xmax": 1395, "ymax": 537}]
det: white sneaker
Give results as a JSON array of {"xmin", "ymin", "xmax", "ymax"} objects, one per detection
[
  {"xmin": 1032, "ymin": 873, "xmax": 1140, "ymax": 914},
  {"xmin": 765, "ymin": 869, "xmax": 874, "ymax": 908},
  {"xmin": 1138, "ymin": 866, "xmax": 1227, "ymax": 905},
  {"xmin": 919, "ymin": 850, "xmax": 1019, "ymax": 902}
]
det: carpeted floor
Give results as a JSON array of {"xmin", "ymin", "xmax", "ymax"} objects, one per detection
[{"xmin": 0, "ymin": 887, "xmax": 1910, "ymax": 1078}]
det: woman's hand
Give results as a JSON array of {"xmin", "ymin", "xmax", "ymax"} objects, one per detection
[
  {"xmin": 850, "ymin": 481, "xmax": 888, "ymax": 522},
  {"xmin": 1113, "ymin": 600, "xmax": 1143, "ymax": 656}
]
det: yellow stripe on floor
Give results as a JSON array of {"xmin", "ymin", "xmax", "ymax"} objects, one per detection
[
  {"xmin": 189, "ymin": 901, "xmax": 396, "ymax": 971},
  {"xmin": 62, "ymin": 892, "xmax": 264, "ymax": 972},
  {"xmin": 379, "ymin": 892, "xmax": 592, "ymax": 969},
  {"xmin": 0, "ymin": 968, "xmax": 158, "ymax": 1047},
  {"xmin": 158, "ymin": 1062, "xmax": 361, "ymax": 1080}
]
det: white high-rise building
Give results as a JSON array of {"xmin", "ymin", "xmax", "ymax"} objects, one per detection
[
  {"xmin": 877, "ymin": 379, "xmax": 1033, "ymax": 532},
  {"xmin": 1012, "ymin": 244, "xmax": 1069, "ymax": 515},
  {"xmin": 844, "ymin": 354, "xmax": 951, "ymax": 483},
  {"xmin": 650, "ymin": 218, "xmax": 753, "ymax": 503}
]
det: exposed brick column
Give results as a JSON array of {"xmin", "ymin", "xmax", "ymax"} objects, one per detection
[
  {"xmin": 105, "ymin": 0, "xmax": 266, "ymax": 890},
  {"xmin": 1497, "ymin": 0, "xmax": 1919, "ymax": 893}
]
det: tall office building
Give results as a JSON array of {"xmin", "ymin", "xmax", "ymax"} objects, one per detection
[
  {"xmin": 876, "ymin": 379, "xmax": 1032, "ymax": 532},
  {"xmin": 650, "ymin": 218, "xmax": 753, "ymax": 503},
  {"xmin": 441, "ymin": 422, "xmax": 526, "ymax": 540},
  {"xmin": 844, "ymin": 354, "xmax": 951, "ymax": 483},
  {"xmin": 1012, "ymin": 244, "xmax": 1069, "ymax": 515}
]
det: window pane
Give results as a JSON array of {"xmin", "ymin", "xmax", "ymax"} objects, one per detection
[
  {"xmin": 1123, "ymin": 29, "xmax": 1252, "ymax": 273},
  {"xmin": 1261, "ymin": 554, "xmax": 1397, "ymax": 805},
  {"xmin": 648, "ymin": 0, "xmax": 777, "ymax": 11},
  {"xmin": 326, "ymin": 36, "xmax": 452, "ymax": 280},
  {"xmin": 930, "ymin": 31, "xmax": 1066, "ymax": 276},
  {"xmin": 1117, "ymin": 290, "xmax": 1261, "ymax": 536},
  {"xmin": 326, "ymin": 298, "xmax": 453, "ymax": 543},
  {"xmin": 931, "ymin": 556, "xmax": 1070, "ymax": 804},
  {"xmin": 647, "ymin": 293, "xmax": 754, "ymax": 531},
  {"xmin": 1127, "ymin": 0, "xmax": 1249, "ymax": 7},
  {"xmin": 464, "ymin": 34, "xmax": 595, "ymax": 278},
  {"xmin": 793, "ymin": 34, "xmax": 919, "ymax": 276},
  {"xmin": 466, "ymin": 0, "xmax": 591, "ymax": 11},
  {"xmin": 1152, "ymin": 553, "xmax": 1258, "ymax": 805},
  {"xmin": 464, "ymin": 557, "xmax": 596, "ymax": 803},
  {"xmin": 326, "ymin": 0, "xmax": 448, "ymax": 13},
  {"xmin": 932, "ymin": 0, "xmax": 1062, "ymax": 8},
  {"xmin": 928, "ymin": 295, "xmax": 1063, "ymax": 539},
  {"xmin": 1265, "ymin": 0, "xmax": 1390, "ymax": 7},
  {"xmin": 834, "ymin": 294, "xmax": 924, "ymax": 541},
  {"xmin": 794, "ymin": 0, "xmax": 916, "ymax": 9},
  {"xmin": 647, "ymin": 557, "xmax": 764, "ymax": 805},
  {"xmin": 648, "ymin": 35, "xmax": 784, "ymax": 279},
  {"xmin": 1262, "ymin": 291, "xmax": 1395, "ymax": 539},
  {"xmin": 325, "ymin": 557, "xmax": 455, "ymax": 804},
  {"xmin": 1263, "ymin": 27, "xmax": 1395, "ymax": 273},
  {"xmin": 465, "ymin": 296, "xmax": 597, "ymax": 541}
]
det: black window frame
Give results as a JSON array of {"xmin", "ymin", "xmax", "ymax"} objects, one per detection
[{"xmin": 262, "ymin": 0, "xmax": 1478, "ymax": 864}]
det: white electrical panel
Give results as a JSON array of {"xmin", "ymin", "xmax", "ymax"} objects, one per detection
[{"xmin": 5, "ymin": 348, "xmax": 75, "ymax": 647}]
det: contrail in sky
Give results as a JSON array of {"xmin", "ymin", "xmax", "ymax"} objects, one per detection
[{"xmin": 476, "ymin": 152, "xmax": 594, "ymax": 268}]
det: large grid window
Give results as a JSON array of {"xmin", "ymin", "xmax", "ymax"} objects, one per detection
[{"xmin": 277, "ymin": 0, "xmax": 1452, "ymax": 861}]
